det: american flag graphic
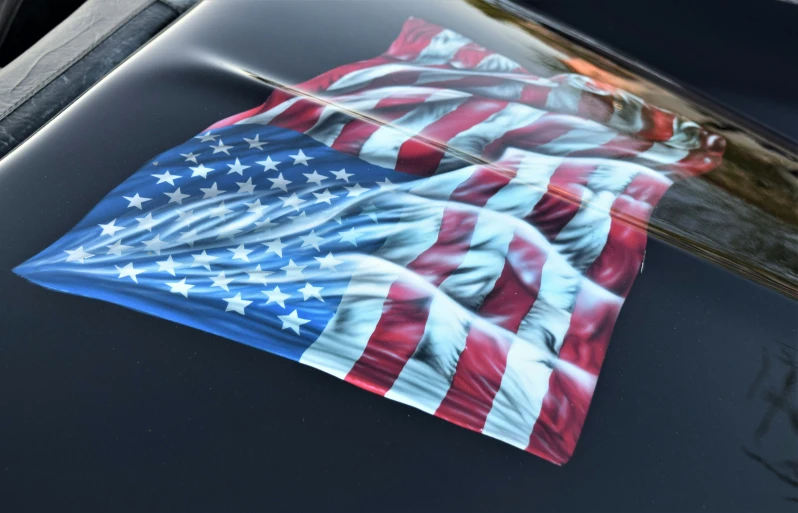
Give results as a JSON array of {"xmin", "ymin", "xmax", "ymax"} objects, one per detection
[{"xmin": 15, "ymin": 18, "xmax": 724, "ymax": 464}]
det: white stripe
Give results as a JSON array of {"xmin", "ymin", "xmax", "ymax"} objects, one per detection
[
  {"xmin": 372, "ymin": 166, "xmax": 464, "ymax": 265},
  {"xmin": 299, "ymin": 172, "xmax": 464, "ymax": 379},
  {"xmin": 436, "ymin": 103, "xmax": 548, "ymax": 173},
  {"xmin": 384, "ymin": 287, "xmax": 471, "ymax": 413},
  {"xmin": 435, "ymin": 208, "xmax": 515, "ymax": 311},
  {"xmin": 553, "ymin": 164, "xmax": 638, "ymax": 273},
  {"xmin": 383, "ymin": 152, "xmax": 564, "ymax": 410},
  {"xmin": 636, "ymin": 142, "xmax": 689, "ymax": 165},
  {"xmin": 607, "ymin": 92, "xmax": 645, "ymax": 134},
  {"xmin": 299, "ymin": 257, "xmax": 398, "ymax": 379},
  {"xmin": 432, "ymin": 152, "xmax": 563, "ymax": 310},
  {"xmin": 322, "ymin": 61, "xmax": 538, "ymax": 102},
  {"xmin": 303, "ymin": 95, "xmax": 385, "ymax": 146},
  {"xmin": 236, "ymin": 96, "xmax": 302, "ymax": 125},
  {"xmin": 358, "ymin": 89, "xmax": 470, "ymax": 169},
  {"xmin": 487, "ymin": 151, "xmax": 563, "ymax": 218},
  {"xmin": 535, "ymin": 125, "xmax": 618, "ymax": 156},
  {"xmin": 413, "ymin": 29, "xmax": 472, "ymax": 65},
  {"xmin": 474, "ymin": 53, "xmax": 522, "ymax": 72},
  {"xmin": 482, "ymin": 250, "xmax": 580, "ymax": 448},
  {"xmin": 325, "ymin": 63, "xmax": 415, "ymax": 93},
  {"xmin": 544, "ymin": 81, "xmax": 582, "ymax": 114}
]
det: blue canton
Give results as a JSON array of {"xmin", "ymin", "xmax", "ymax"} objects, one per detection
[{"xmin": 15, "ymin": 124, "xmax": 412, "ymax": 360}]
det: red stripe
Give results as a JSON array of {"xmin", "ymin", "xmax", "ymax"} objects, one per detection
[
  {"xmin": 482, "ymin": 113, "xmax": 582, "ymax": 161},
  {"xmin": 394, "ymin": 98, "xmax": 509, "ymax": 175},
  {"xmin": 526, "ymin": 280, "xmax": 623, "ymax": 465},
  {"xmin": 584, "ymin": 172, "xmax": 670, "ymax": 297},
  {"xmin": 300, "ymin": 56, "xmax": 394, "ymax": 93},
  {"xmin": 576, "ymin": 88, "xmax": 615, "ymax": 126},
  {"xmin": 519, "ymin": 82, "xmax": 558, "ymax": 109},
  {"xmin": 636, "ymin": 105, "xmax": 675, "ymax": 141},
  {"xmin": 269, "ymin": 98, "xmax": 327, "ymax": 133},
  {"xmin": 525, "ymin": 162, "xmax": 596, "ymax": 241},
  {"xmin": 345, "ymin": 165, "xmax": 516, "ymax": 394},
  {"xmin": 344, "ymin": 280, "xmax": 434, "ymax": 395},
  {"xmin": 434, "ymin": 230, "xmax": 550, "ymax": 430},
  {"xmin": 330, "ymin": 92, "xmax": 434, "ymax": 156},
  {"xmin": 344, "ymin": 207, "xmax": 477, "ymax": 394},
  {"xmin": 385, "ymin": 18, "xmax": 444, "ymax": 61},
  {"xmin": 622, "ymin": 171, "xmax": 671, "ymax": 205},
  {"xmin": 451, "ymin": 42, "xmax": 493, "ymax": 69},
  {"xmin": 585, "ymin": 195, "xmax": 652, "ymax": 298},
  {"xmin": 663, "ymin": 132, "xmax": 726, "ymax": 177},
  {"xmin": 434, "ymin": 326, "xmax": 512, "ymax": 429},
  {"xmin": 568, "ymin": 133, "xmax": 654, "ymax": 160}
]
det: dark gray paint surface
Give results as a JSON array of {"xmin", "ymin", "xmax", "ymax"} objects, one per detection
[{"xmin": 0, "ymin": 1, "xmax": 795, "ymax": 511}]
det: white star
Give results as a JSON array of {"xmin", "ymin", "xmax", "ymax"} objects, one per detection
[
  {"xmin": 177, "ymin": 209, "xmax": 196, "ymax": 226},
  {"xmin": 279, "ymin": 192, "xmax": 305, "ymax": 211},
  {"xmin": 332, "ymin": 213, "xmax": 343, "ymax": 225},
  {"xmin": 254, "ymin": 217, "xmax": 278, "ymax": 230},
  {"xmin": 246, "ymin": 264, "xmax": 273, "ymax": 284},
  {"xmin": 200, "ymin": 182, "xmax": 226, "ymax": 199},
  {"xmin": 257, "ymin": 155, "xmax": 280, "ymax": 171},
  {"xmin": 331, "ymin": 168, "xmax": 353, "ymax": 182},
  {"xmin": 164, "ymin": 187, "xmax": 190, "ymax": 204},
  {"xmin": 181, "ymin": 151, "xmax": 199, "ymax": 164},
  {"xmin": 210, "ymin": 139, "xmax": 232, "ymax": 155},
  {"xmin": 209, "ymin": 201, "xmax": 233, "ymax": 220},
  {"xmin": 262, "ymin": 237, "xmax": 287, "ymax": 257},
  {"xmin": 281, "ymin": 259, "xmax": 306, "ymax": 279},
  {"xmin": 298, "ymin": 282, "xmax": 325, "ymax": 302},
  {"xmin": 315, "ymin": 252, "xmax": 343, "ymax": 271},
  {"xmin": 223, "ymin": 293, "xmax": 252, "ymax": 315},
  {"xmin": 303, "ymin": 170, "xmax": 327, "ymax": 185},
  {"xmin": 227, "ymin": 158, "xmax": 251, "ymax": 175},
  {"xmin": 244, "ymin": 199, "xmax": 266, "ymax": 214},
  {"xmin": 166, "ymin": 278, "xmax": 194, "ymax": 298},
  {"xmin": 98, "ymin": 219, "xmax": 124, "ymax": 236},
  {"xmin": 236, "ymin": 177, "xmax": 256, "ymax": 195},
  {"xmin": 268, "ymin": 173, "xmax": 291, "ymax": 192},
  {"xmin": 135, "ymin": 213, "xmax": 157, "ymax": 232},
  {"xmin": 178, "ymin": 229, "xmax": 200, "ymax": 247},
  {"xmin": 142, "ymin": 234, "xmax": 168, "ymax": 254},
  {"xmin": 151, "ymin": 170, "xmax": 181, "ymax": 185},
  {"xmin": 376, "ymin": 177, "xmax": 399, "ymax": 192},
  {"xmin": 344, "ymin": 183, "xmax": 369, "ymax": 197},
  {"xmin": 191, "ymin": 250, "xmax": 217, "ymax": 271},
  {"xmin": 278, "ymin": 310, "xmax": 310, "ymax": 335},
  {"xmin": 214, "ymin": 226, "xmax": 242, "ymax": 240},
  {"xmin": 312, "ymin": 188, "xmax": 338, "ymax": 204},
  {"xmin": 228, "ymin": 244, "xmax": 253, "ymax": 261},
  {"xmin": 65, "ymin": 246, "xmax": 94, "ymax": 263},
  {"xmin": 156, "ymin": 255, "xmax": 182, "ymax": 276},
  {"xmin": 190, "ymin": 164, "xmax": 214, "ymax": 179},
  {"xmin": 299, "ymin": 230, "xmax": 324, "ymax": 251},
  {"xmin": 262, "ymin": 286, "xmax": 290, "ymax": 308},
  {"xmin": 244, "ymin": 134, "xmax": 267, "ymax": 149},
  {"xmin": 210, "ymin": 271, "xmax": 234, "ymax": 291},
  {"xmin": 359, "ymin": 202, "xmax": 380, "ymax": 222},
  {"xmin": 115, "ymin": 262, "xmax": 146, "ymax": 283},
  {"xmin": 124, "ymin": 193, "xmax": 151, "ymax": 209},
  {"xmin": 339, "ymin": 227, "xmax": 360, "ymax": 246},
  {"xmin": 289, "ymin": 149, "xmax": 313, "ymax": 166},
  {"xmin": 287, "ymin": 211, "xmax": 309, "ymax": 225},
  {"xmin": 106, "ymin": 240, "xmax": 133, "ymax": 256},
  {"xmin": 195, "ymin": 131, "xmax": 218, "ymax": 142}
]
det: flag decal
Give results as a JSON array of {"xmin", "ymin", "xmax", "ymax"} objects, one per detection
[{"xmin": 15, "ymin": 18, "xmax": 724, "ymax": 464}]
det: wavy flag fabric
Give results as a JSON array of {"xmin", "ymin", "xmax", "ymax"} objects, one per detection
[{"xmin": 15, "ymin": 18, "xmax": 724, "ymax": 464}]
